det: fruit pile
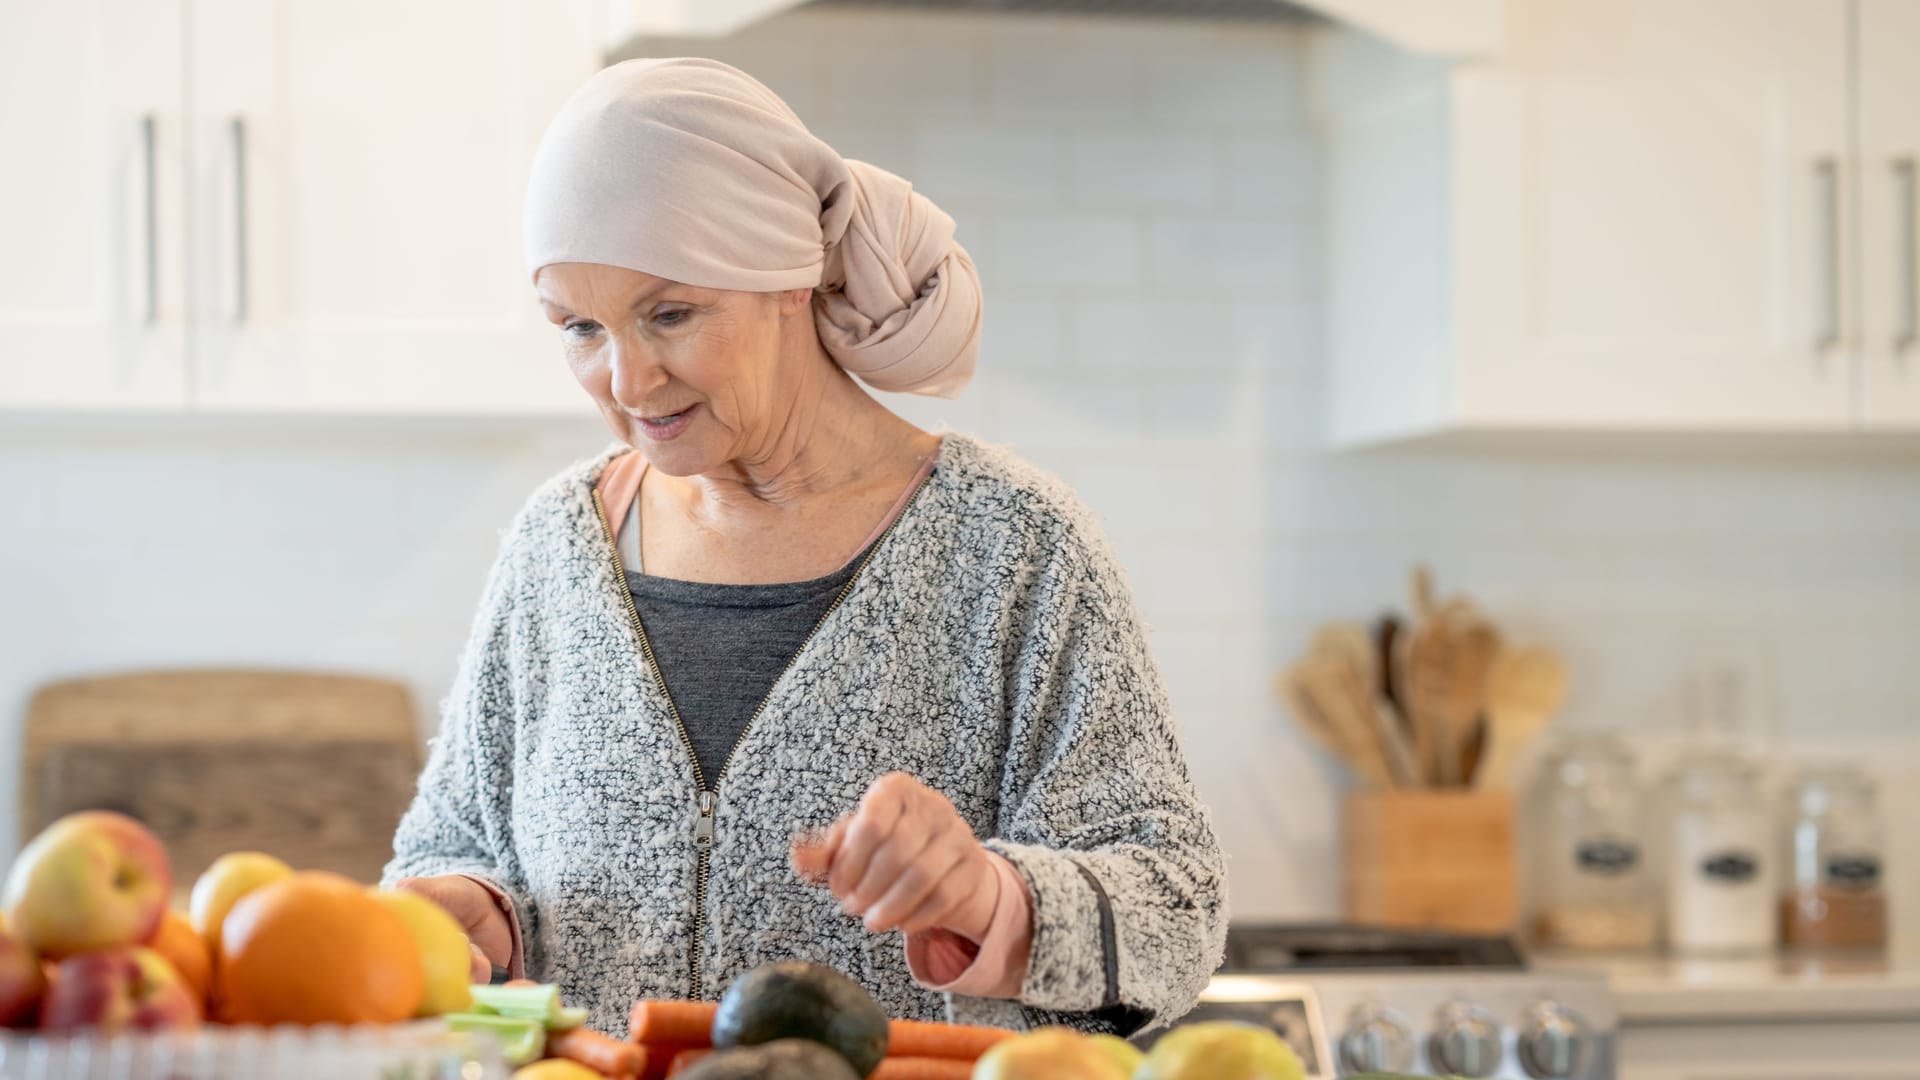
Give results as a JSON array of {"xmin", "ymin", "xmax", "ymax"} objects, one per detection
[{"xmin": 0, "ymin": 811, "xmax": 473, "ymax": 1033}]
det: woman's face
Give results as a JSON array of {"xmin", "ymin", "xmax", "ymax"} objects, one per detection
[{"xmin": 535, "ymin": 262, "xmax": 810, "ymax": 475}]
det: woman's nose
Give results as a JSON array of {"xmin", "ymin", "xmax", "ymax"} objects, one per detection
[{"xmin": 606, "ymin": 335, "xmax": 666, "ymax": 408}]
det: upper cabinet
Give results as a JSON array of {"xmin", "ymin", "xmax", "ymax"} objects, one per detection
[
  {"xmin": 1315, "ymin": 0, "xmax": 1919, "ymax": 446},
  {"xmin": 0, "ymin": 0, "xmax": 191, "ymax": 411},
  {"xmin": 186, "ymin": 0, "xmax": 599, "ymax": 415},
  {"xmin": 1, "ymin": 0, "xmax": 601, "ymax": 417},
  {"xmin": 1858, "ymin": 0, "xmax": 1920, "ymax": 428}
]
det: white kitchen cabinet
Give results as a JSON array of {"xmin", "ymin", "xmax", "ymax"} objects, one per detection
[
  {"xmin": 1316, "ymin": 0, "xmax": 1864, "ymax": 446},
  {"xmin": 0, "ymin": 0, "xmax": 191, "ymax": 411},
  {"xmin": 1858, "ymin": 0, "xmax": 1920, "ymax": 429},
  {"xmin": 1, "ymin": 0, "xmax": 599, "ymax": 418},
  {"xmin": 187, "ymin": 0, "xmax": 599, "ymax": 415}
]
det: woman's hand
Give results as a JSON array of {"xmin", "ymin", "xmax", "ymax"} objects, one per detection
[
  {"xmin": 793, "ymin": 773, "xmax": 999, "ymax": 941},
  {"xmin": 393, "ymin": 875, "xmax": 512, "ymax": 983}
]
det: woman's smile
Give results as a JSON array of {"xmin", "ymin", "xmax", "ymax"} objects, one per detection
[{"xmin": 635, "ymin": 403, "xmax": 700, "ymax": 441}]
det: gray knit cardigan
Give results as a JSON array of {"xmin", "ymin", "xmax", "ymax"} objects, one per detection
[{"xmin": 384, "ymin": 432, "xmax": 1228, "ymax": 1037}]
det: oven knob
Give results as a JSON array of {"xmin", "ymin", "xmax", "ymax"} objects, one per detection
[
  {"xmin": 1337, "ymin": 1005, "xmax": 1413, "ymax": 1074},
  {"xmin": 1518, "ymin": 1002, "xmax": 1592, "ymax": 1079},
  {"xmin": 1428, "ymin": 1004, "xmax": 1504, "ymax": 1078}
]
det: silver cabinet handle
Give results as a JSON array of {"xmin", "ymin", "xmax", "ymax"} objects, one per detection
[
  {"xmin": 1898, "ymin": 158, "xmax": 1917, "ymax": 354},
  {"xmin": 230, "ymin": 116, "xmax": 249, "ymax": 325},
  {"xmin": 1815, "ymin": 158, "xmax": 1841, "ymax": 352},
  {"xmin": 140, "ymin": 114, "xmax": 158, "ymax": 325}
]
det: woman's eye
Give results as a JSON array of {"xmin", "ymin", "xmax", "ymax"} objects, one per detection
[
  {"xmin": 655, "ymin": 309, "xmax": 689, "ymax": 328},
  {"xmin": 562, "ymin": 320, "xmax": 600, "ymax": 340}
]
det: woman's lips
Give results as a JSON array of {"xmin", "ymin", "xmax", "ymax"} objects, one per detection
[{"xmin": 635, "ymin": 404, "xmax": 698, "ymax": 441}]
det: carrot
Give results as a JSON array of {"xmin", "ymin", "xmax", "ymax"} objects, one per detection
[
  {"xmin": 549, "ymin": 1026, "xmax": 643, "ymax": 1080},
  {"xmin": 886, "ymin": 1018, "xmax": 1017, "ymax": 1060},
  {"xmin": 665, "ymin": 1049, "xmax": 710, "ymax": 1076},
  {"xmin": 635, "ymin": 1044, "xmax": 697, "ymax": 1080},
  {"xmin": 875, "ymin": 1057, "xmax": 975, "ymax": 1079},
  {"xmin": 629, "ymin": 1000, "xmax": 719, "ymax": 1046}
]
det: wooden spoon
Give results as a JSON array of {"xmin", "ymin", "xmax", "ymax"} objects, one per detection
[
  {"xmin": 1275, "ymin": 666, "xmax": 1343, "ymax": 760},
  {"xmin": 1476, "ymin": 645, "xmax": 1570, "ymax": 789},
  {"xmin": 1313, "ymin": 624, "xmax": 1418, "ymax": 789},
  {"xmin": 1300, "ymin": 657, "xmax": 1396, "ymax": 788},
  {"xmin": 1402, "ymin": 598, "xmax": 1501, "ymax": 787}
]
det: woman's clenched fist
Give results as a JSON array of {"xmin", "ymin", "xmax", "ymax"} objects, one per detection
[{"xmin": 793, "ymin": 773, "xmax": 998, "ymax": 941}]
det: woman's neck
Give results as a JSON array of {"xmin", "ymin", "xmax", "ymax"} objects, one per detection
[{"xmin": 673, "ymin": 358, "xmax": 934, "ymax": 526}]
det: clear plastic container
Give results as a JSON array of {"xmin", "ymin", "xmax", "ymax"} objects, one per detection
[
  {"xmin": 1781, "ymin": 765, "xmax": 1888, "ymax": 953},
  {"xmin": 1529, "ymin": 734, "xmax": 1658, "ymax": 950},
  {"xmin": 1663, "ymin": 749, "xmax": 1777, "ymax": 954},
  {"xmin": 0, "ymin": 1022, "xmax": 506, "ymax": 1080}
]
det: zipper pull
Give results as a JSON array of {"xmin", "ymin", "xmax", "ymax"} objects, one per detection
[{"xmin": 694, "ymin": 790, "xmax": 715, "ymax": 849}]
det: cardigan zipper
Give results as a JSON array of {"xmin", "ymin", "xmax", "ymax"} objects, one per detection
[{"xmin": 589, "ymin": 468, "xmax": 932, "ymax": 999}]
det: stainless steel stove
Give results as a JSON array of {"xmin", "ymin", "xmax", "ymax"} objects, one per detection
[{"xmin": 1146, "ymin": 925, "xmax": 1617, "ymax": 1079}]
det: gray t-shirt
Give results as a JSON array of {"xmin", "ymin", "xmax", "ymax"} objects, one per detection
[{"xmin": 621, "ymin": 496, "xmax": 878, "ymax": 787}]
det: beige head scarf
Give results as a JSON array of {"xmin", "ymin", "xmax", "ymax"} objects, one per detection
[{"xmin": 523, "ymin": 57, "xmax": 981, "ymax": 398}]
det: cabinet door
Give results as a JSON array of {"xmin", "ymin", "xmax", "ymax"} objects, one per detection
[
  {"xmin": 1455, "ymin": 0, "xmax": 1856, "ymax": 430},
  {"xmin": 186, "ymin": 0, "xmax": 599, "ymax": 415},
  {"xmin": 0, "ymin": 0, "xmax": 189, "ymax": 410},
  {"xmin": 1858, "ymin": 0, "xmax": 1920, "ymax": 428}
]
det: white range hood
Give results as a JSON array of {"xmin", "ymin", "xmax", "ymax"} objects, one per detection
[{"xmin": 604, "ymin": 0, "xmax": 1503, "ymax": 57}]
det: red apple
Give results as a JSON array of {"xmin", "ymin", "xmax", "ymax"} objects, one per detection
[
  {"xmin": 39, "ymin": 947, "xmax": 201, "ymax": 1034},
  {"xmin": 0, "ymin": 925, "xmax": 46, "ymax": 1027},
  {"xmin": 3, "ymin": 811, "xmax": 171, "ymax": 959}
]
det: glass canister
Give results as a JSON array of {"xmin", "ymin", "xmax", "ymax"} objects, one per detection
[
  {"xmin": 1530, "ymin": 734, "xmax": 1658, "ymax": 950},
  {"xmin": 1781, "ymin": 766, "xmax": 1888, "ymax": 952},
  {"xmin": 1664, "ymin": 749, "xmax": 1777, "ymax": 954}
]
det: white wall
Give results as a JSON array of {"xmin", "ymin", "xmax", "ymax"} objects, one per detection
[{"xmin": 4, "ymin": 6, "xmax": 1920, "ymax": 930}]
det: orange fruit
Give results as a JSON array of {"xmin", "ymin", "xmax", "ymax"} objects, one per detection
[
  {"xmin": 217, "ymin": 871, "xmax": 424, "ymax": 1025},
  {"xmin": 147, "ymin": 910, "xmax": 212, "ymax": 1006}
]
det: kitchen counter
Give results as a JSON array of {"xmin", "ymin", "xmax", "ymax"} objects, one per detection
[{"xmin": 1533, "ymin": 951, "xmax": 1920, "ymax": 1023}]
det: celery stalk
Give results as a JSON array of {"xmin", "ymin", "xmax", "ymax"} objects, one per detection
[
  {"xmin": 470, "ymin": 984, "xmax": 561, "ymax": 1020},
  {"xmin": 469, "ymin": 984, "xmax": 589, "ymax": 1030},
  {"xmin": 445, "ymin": 1012, "xmax": 546, "ymax": 1066}
]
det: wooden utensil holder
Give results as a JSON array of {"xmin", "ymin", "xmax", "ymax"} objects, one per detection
[{"xmin": 1342, "ymin": 789, "xmax": 1518, "ymax": 934}]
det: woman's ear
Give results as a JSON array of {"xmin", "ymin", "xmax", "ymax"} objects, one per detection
[{"xmin": 778, "ymin": 286, "xmax": 814, "ymax": 316}]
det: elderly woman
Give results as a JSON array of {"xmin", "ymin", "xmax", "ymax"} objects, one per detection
[{"xmin": 385, "ymin": 57, "xmax": 1226, "ymax": 1037}]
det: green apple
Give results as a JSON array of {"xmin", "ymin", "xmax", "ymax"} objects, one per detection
[{"xmin": 1139, "ymin": 1021, "xmax": 1305, "ymax": 1080}]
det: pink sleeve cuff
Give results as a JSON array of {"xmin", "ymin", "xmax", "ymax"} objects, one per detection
[
  {"xmin": 457, "ymin": 874, "xmax": 527, "ymax": 980},
  {"xmin": 903, "ymin": 852, "xmax": 1032, "ymax": 999}
]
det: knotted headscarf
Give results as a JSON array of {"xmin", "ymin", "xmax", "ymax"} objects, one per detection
[{"xmin": 522, "ymin": 57, "xmax": 981, "ymax": 398}]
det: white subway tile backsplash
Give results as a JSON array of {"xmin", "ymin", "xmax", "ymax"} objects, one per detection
[
  {"xmin": 979, "ymin": 294, "xmax": 1069, "ymax": 373},
  {"xmin": 1144, "ymin": 43, "xmax": 1310, "ymax": 128},
  {"xmin": 1225, "ymin": 131, "xmax": 1321, "ymax": 213},
  {"xmin": 990, "ymin": 214, "xmax": 1144, "ymax": 289},
  {"xmin": 988, "ymin": 44, "xmax": 1143, "ymax": 123},
  {"xmin": 1068, "ymin": 297, "xmax": 1235, "ymax": 372},
  {"xmin": 996, "ymin": 372, "xmax": 1143, "ymax": 455},
  {"xmin": 1067, "ymin": 133, "xmax": 1221, "ymax": 208},
  {"xmin": 825, "ymin": 40, "xmax": 983, "ymax": 121},
  {"xmin": 912, "ymin": 128, "xmax": 1061, "ymax": 206},
  {"xmin": 1149, "ymin": 219, "xmax": 1306, "ymax": 293}
]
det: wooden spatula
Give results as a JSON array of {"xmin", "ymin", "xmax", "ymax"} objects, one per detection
[
  {"xmin": 1402, "ymin": 597, "xmax": 1501, "ymax": 787},
  {"xmin": 1476, "ymin": 644, "xmax": 1569, "ymax": 789},
  {"xmin": 1313, "ymin": 624, "xmax": 1418, "ymax": 789}
]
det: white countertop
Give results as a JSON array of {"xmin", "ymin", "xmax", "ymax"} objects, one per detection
[{"xmin": 1532, "ymin": 951, "xmax": 1920, "ymax": 1023}]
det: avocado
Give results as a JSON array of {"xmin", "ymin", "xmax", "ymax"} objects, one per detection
[
  {"xmin": 679, "ymin": 1039, "xmax": 863, "ymax": 1079},
  {"xmin": 711, "ymin": 961, "xmax": 890, "ymax": 1077}
]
